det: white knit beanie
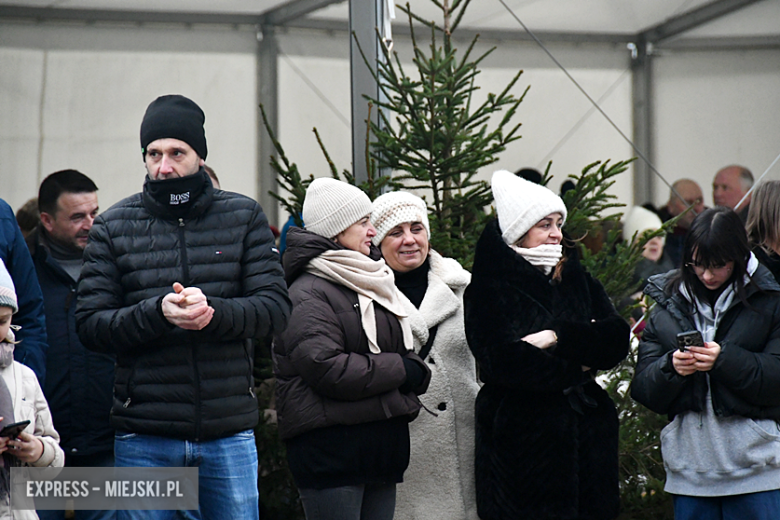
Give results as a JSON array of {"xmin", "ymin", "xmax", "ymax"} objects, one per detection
[
  {"xmin": 491, "ymin": 169, "xmax": 568, "ymax": 246},
  {"xmin": 303, "ymin": 178, "xmax": 373, "ymax": 238},
  {"xmin": 623, "ymin": 206, "xmax": 665, "ymax": 245},
  {"xmin": 371, "ymin": 191, "xmax": 431, "ymax": 246},
  {"xmin": 0, "ymin": 259, "xmax": 18, "ymax": 314}
]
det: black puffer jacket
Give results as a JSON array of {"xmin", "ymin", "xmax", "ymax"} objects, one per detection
[
  {"xmin": 76, "ymin": 170, "xmax": 291, "ymax": 441},
  {"xmin": 465, "ymin": 220, "xmax": 629, "ymax": 520},
  {"xmin": 273, "ymin": 227, "xmax": 430, "ymax": 441},
  {"xmin": 632, "ymin": 265, "xmax": 780, "ymax": 421}
]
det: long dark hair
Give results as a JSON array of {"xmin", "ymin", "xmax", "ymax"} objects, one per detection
[{"xmin": 666, "ymin": 207, "xmax": 751, "ymax": 304}]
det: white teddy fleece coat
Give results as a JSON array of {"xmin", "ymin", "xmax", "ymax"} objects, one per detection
[
  {"xmin": 395, "ymin": 251, "xmax": 480, "ymax": 520},
  {"xmin": 0, "ymin": 355, "xmax": 65, "ymax": 519}
]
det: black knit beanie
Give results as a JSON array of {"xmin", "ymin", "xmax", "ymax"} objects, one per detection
[{"xmin": 140, "ymin": 95, "xmax": 208, "ymax": 160}]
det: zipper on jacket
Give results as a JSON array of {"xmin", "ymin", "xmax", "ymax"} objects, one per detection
[
  {"xmin": 178, "ymin": 218, "xmax": 191, "ymax": 285},
  {"xmin": 123, "ymin": 398, "xmax": 131, "ymax": 408},
  {"xmin": 193, "ymin": 344, "xmax": 201, "ymax": 441},
  {"xmin": 352, "ymin": 302, "xmax": 367, "ymax": 346},
  {"xmin": 244, "ymin": 340, "xmax": 256, "ymax": 399}
]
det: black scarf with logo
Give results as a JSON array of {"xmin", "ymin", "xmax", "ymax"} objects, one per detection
[{"xmin": 143, "ymin": 168, "xmax": 212, "ymax": 220}]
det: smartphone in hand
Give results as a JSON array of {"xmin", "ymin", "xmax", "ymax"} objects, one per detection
[
  {"xmin": 0, "ymin": 420, "xmax": 30, "ymax": 439},
  {"xmin": 677, "ymin": 331, "xmax": 704, "ymax": 352}
]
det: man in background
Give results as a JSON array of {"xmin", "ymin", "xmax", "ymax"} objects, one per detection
[
  {"xmin": 713, "ymin": 164, "xmax": 753, "ymax": 222},
  {"xmin": 27, "ymin": 169, "xmax": 115, "ymax": 520},
  {"xmin": 657, "ymin": 178, "xmax": 706, "ymax": 266}
]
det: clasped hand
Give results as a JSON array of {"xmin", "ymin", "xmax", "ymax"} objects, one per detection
[
  {"xmin": 522, "ymin": 329, "xmax": 590, "ymax": 372},
  {"xmin": 672, "ymin": 342, "xmax": 721, "ymax": 376},
  {"xmin": 162, "ymin": 282, "xmax": 214, "ymax": 330},
  {"xmin": 522, "ymin": 330, "xmax": 557, "ymax": 350}
]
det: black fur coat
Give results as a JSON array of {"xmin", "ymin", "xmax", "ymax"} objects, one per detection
[{"xmin": 464, "ymin": 220, "xmax": 629, "ymax": 520}]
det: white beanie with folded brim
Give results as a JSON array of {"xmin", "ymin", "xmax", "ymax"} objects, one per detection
[
  {"xmin": 371, "ymin": 191, "xmax": 431, "ymax": 246},
  {"xmin": 0, "ymin": 259, "xmax": 17, "ymax": 314},
  {"xmin": 623, "ymin": 206, "xmax": 665, "ymax": 246},
  {"xmin": 303, "ymin": 177, "xmax": 373, "ymax": 239},
  {"xmin": 491, "ymin": 170, "xmax": 568, "ymax": 246}
]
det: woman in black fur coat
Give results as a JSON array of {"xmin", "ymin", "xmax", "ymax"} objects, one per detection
[{"xmin": 464, "ymin": 170, "xmax": 630, "ymax": 520}]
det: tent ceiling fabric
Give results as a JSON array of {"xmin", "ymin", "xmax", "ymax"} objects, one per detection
[{"xmin": 1, "ymin": 0, "xmax": 778, "ymax": 39}]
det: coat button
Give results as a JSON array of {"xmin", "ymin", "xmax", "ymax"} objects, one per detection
[{"xmin": 437, "ymin": 403, "xmax": 447, "ymax": 411}]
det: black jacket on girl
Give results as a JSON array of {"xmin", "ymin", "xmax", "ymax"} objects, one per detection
[
  {"xmin": 464, "ymin": 220, "xmax": 629, "ymax": 520},
  {"xmin": 632, "ymin": 265, "xmax": 780, "ymax": 421}
]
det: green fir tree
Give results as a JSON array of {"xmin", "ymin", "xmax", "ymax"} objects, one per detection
[{"xmin": 261, "ymin": 1, "xmax": 683, "ymax": 518}]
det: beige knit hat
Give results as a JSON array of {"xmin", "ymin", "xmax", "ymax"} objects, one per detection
[
  {"xmin": 371, "ymin": 191, "xmax": 431, "ymax": 246},
  {"xmin": 303, "ymin": 178, "xmax": 373, "ymax": 238},
  {"xmin": 623, "ymin": 206, "xmax": 665, "ymax": 245},
  {"xmin": 491, "ymin": 169, "xmax": 568, "ymax": 246}
]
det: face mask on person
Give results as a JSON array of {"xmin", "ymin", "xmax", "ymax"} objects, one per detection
[{"xmin": 0, "ymin": 342, "xmax": 14, "ymax": 368}]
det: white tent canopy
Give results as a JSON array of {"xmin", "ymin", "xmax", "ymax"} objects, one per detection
[{"xmin": 1, "ymin": 0, "xmax": 779, "ymax": 224}]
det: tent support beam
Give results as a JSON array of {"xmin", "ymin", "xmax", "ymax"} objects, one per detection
[
  {"xmin": 349, "ymin": 0, "xmax": 386, "ymax": 184},
  {"xmin": 641, "ymin": 0, "xmax": 766, "ymax": 43},
  {"xmin": 258, "ymin": 24, "xmax": 280, "ymax": 226},
  {"xmin": 631, "ymin": 40, "xmax": 655, "ymax": 206},
  {"xmin": 0, "ymin": 1, "xmax": 347, "ymax": 25},
  {"xmin": 629, "ymin": 0, "xmax": 765, "ymax": 205}
]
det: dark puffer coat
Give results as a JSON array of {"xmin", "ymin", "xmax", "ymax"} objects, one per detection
[
  {"xmin": 632, "ymin": 266, "xmax": 780, "ymax": 421},
  {"xmin": 273, "ymin": 227, "xmax": 430, "ymax": 488},
  {"xmin": 76, "ymin": 170, "xmax": 291, "ymax": 441},
  {"xmin": 464, "ymin": 220, "xmax": 629, "ymax": 520}
]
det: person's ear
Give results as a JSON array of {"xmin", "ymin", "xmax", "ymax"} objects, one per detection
[{"xmin": 39, "ymin": 212, "xmax": 56, "ymax": 233}]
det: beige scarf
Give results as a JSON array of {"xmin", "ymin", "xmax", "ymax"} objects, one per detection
[
  {"xmin": 306, "ymin": 250, "xmax": 413, "ymax": 354},
  {"xmin": 510, "ymin": 244, "xmax": 563, "ymax": 274}
]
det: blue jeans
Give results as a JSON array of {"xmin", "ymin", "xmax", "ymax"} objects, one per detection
[
  {"xmin": 38, "ymin": 450, "xmax": 117, "ymax": 520},
  {"xmin": 114, "ymin": 430, "xmax": 258, "ymax": 520},
  {"xmin": 673, "ymin": 490, "xmax": 780, "ymax": 520},
  {"xmin": 298, "ymin": 483, "xmax": 396, "ymax": 520}
]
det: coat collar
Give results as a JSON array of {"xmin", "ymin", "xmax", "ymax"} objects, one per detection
[
  {"xmin": 417, "ymin": 250, "xmax": 469, "ymax": 326},
  {"xmin": 400, "ymin": 250, "xmax": 470, "ymax": 348}
]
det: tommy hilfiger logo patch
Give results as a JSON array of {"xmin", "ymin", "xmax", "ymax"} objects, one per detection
[{"xmin": 170, "ymin": 192, "xmax": 190, "ymax": 205}]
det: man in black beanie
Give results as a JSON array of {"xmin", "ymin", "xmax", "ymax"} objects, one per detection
[{"xmin": 75, "ymin": 94, "xmax": 291, "ymax": 519}]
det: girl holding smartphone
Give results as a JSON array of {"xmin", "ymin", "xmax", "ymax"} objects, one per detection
[{"xmin": 633, "ymin": 206, "xmax": 780, "ymax": 520}]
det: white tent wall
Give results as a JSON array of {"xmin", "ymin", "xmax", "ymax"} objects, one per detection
[
  {"xmin": 652, "ymin": 47, "xmax": 780, "ymax": 210},
  {"xmin": 277, "ymin": 29, "xmax": 633, "ymax": 223},
  {"xmin": 0, "ymin": 22, "xmax": 258, "ymax": 212},
  {"xmin": 1, "ymin": 18, "xmax": 778, "ymax": 227}
]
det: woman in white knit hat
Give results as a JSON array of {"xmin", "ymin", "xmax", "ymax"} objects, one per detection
[
  {"xmin": 272, "ymin": 178, "xmax": 431, "ymax": 520},
  {"xmin": 464, "ymin": 170, "xmax": 629, "ymax": 520},
  {"xmin": 371, "ymin": 191, "xmax": 479, "ymax": 520}
]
